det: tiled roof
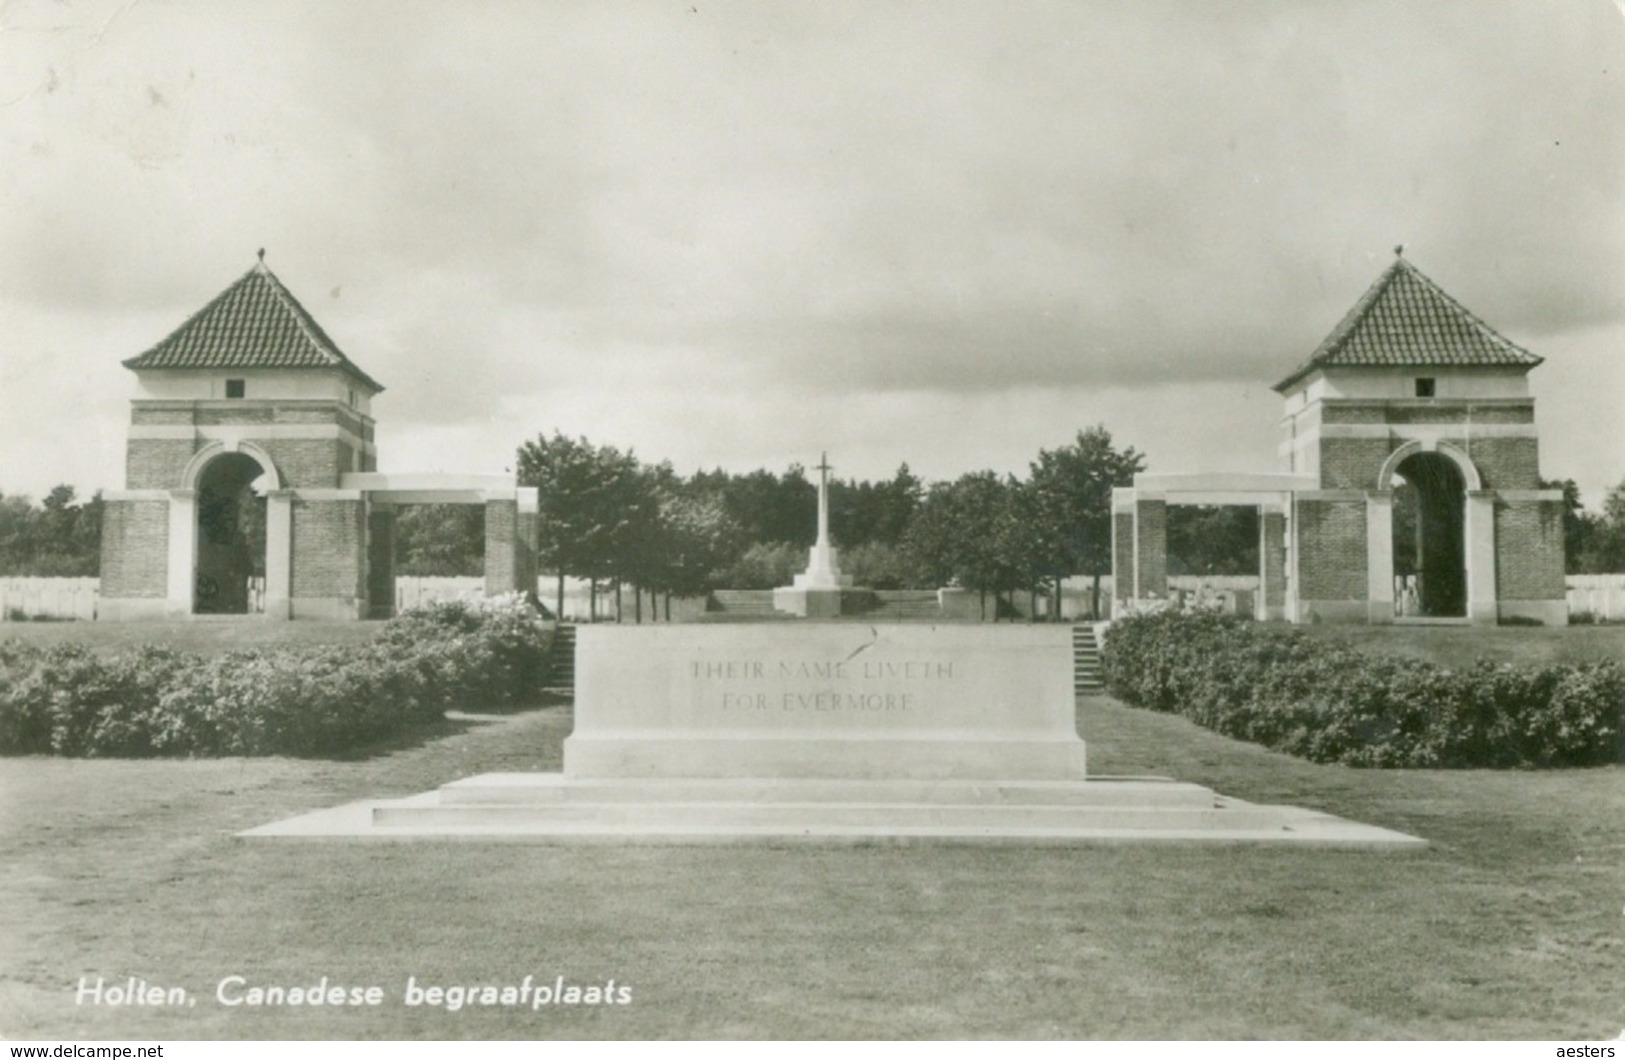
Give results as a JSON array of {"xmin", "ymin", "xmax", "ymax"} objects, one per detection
[
  {"xmin": 122, "ymin": 260, "xmax": 384, "ymax": 393},
  {"xmin": 1273, "ymin": 256, "xmax": 1541, "ymax": 393}
]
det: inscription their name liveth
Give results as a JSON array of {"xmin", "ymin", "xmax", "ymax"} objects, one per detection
[
  {"xmin": 690, "ymin": 659, "xmax": 956, "ymax": 681},
  {"xmin": 690, "ymin": 658, "xmax": 958, "ymax": 713}
]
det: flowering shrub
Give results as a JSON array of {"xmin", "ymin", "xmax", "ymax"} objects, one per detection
[
  {"xmin": 1101, "ymin": 610, "xmax": 1624, "ymax": 768},
  {"xmin": 0, "ymin": 595, "xmax": 554, "ymax": 757}
]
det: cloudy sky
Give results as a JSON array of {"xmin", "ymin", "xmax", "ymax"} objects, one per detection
[{"xmin": 2, "ymin": 0, "xmax": 1622, "ymax": 503}]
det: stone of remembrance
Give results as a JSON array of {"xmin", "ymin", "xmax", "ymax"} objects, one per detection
[{"xmin": 250, "ymin": 621, "xmax": 1424, "ymax": 847}]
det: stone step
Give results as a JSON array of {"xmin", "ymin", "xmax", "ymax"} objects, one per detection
[
  {"xmin": 373, "ymin": 800, "xmax": 1293, "ymax": 832},
  {"xmin": 318, "ymin": 783, "xmax": 1425, "ymax": 848},
  {"xmin": 542, "ymin": 625, "xmax": 578, "ymax": 693},
  {"xmin": 436, "ymin": 773, "xmax": 1216, "ymax": 808},
  {"xmin": 1072, "ymin": 623, "xmax": 1103, "ymax": 695},
  {"xmin": 245, "ymin": 784, "xmax": 1429, "ymax": 848}
]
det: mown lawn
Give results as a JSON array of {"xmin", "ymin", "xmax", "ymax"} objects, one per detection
[{"xmin": 2, "ymin": 677, "xmax": 1621, "ymax": 1040}]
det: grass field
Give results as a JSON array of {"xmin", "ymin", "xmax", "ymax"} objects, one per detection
[{"xmin": 3, "ymin": 660, "xmax": 1622, "ymax": 1039}]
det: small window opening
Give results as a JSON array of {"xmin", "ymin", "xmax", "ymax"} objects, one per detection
[
  {"xmin": 225, "ymin": 379, "xmax": 246, "ymax": 399},
  {"xmin": 1414, "ymin": 378, "xmax": 1436, "ymax": 398}
]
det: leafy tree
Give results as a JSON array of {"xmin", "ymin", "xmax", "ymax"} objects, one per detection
[
  {"xmin": 829, "ymin": 463, "xmax": 923, "ymax": 547},
  {"xmin": 839, "ymin": 541, "xmax": 914, "ymax": 590},
  {"xmin": 712, "ymin": 466, "xmax": 817, "ymax": 547},
  {"xmin": 395, "ymin": 504, "xmax": 485, "ymax": 576},
  {"xmin": 1575, "ymin": 477, "xmax": 1625, "ymax": 573},
  {"xmin": 517, "ymin": 432, "xmax": 652, "ymax": 619},
  {"xmin": 715, "ymin": 541, "xmax": 804, "ymax": 590},
  {"xmin": 631, "ymin": 470, "xmax": 744, "ymax": 614},
  {"xmin": 1166, "ymin": 506, "xmax": 1258, "ymax": 577},
  {"xmin": 0, "ymin": 486, "xmax": 103, "ymax": 576},
  {"xmin": 1026, "ymin": 426, "xmax": 1147, "ymax": 618},
  {"xmin": 1540, "ymin": 478, "xmax": 1594, "ymax": 573},
  {"xmin": 903, "ymin": 471, "xmax": 1030, "ymax": 618}
]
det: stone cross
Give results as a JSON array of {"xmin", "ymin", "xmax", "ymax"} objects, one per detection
[{"xmin": 815, "ymin": 451, "xmax": 833, "ymax": 549}]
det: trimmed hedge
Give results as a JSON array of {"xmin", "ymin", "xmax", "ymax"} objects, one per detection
[
  {"xmin": 1101, "ymin": 610, "xmax": 1624, "ymax": 768},
  {"xmin": 0, "ymin": 596, "xmax": 553, "ymax": 758}
]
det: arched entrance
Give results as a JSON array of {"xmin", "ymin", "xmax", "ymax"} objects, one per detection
[
  {"xmin": 193, "ymin": 452, "xmax": 269, "ymax": 614},
  {"xmin": 1391, "ymin": 451, "xmax": 1467, "ymax": 618}
]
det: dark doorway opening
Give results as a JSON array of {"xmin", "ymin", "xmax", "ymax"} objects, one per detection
[
  {"xmin": 195, "ymin": 453, "xmax": 268, "ymax": 614},
  {"xmin": 1392, "ymin": 452, "xmax": 1466, "ymax": 618}
]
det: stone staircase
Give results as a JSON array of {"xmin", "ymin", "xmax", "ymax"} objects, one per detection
[
  {"xmin": 1073, "ymin": 624, "xmax": 1105, "ymax": 696},
  {"xmin": 542, "ymin": 623, "xmax": 576, "ymax": 697},
  {"xmin": 847, "ymin": 591, "xmax": 942, "ymax": 621},
  {"xmin": 707, "ymin": 590, "xmax": 780, "ymax": 617}
]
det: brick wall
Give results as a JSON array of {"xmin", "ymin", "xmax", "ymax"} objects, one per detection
[
  {"xmin": 290, "ymin": 499, "xmax": 366, "ymax": 601},
  {"xmin": 126, "ymin": 439, "xmax": 199, "ymax": 489},
  {"xmin": 516, "ymin": 509, "xmax": 539, "ymax": 594},
  {"xmin": 189, "ymin": 403, "xmax": 370, "ymax": 434},
  {"xmin": 258, "ymin": 439, "xmax": 348, "ymax": 489},
  {"xmin": 125, "ymin": 402, "xmax": 374, "ymax": 489},
  {"xmin": 1316, "ymin": 401, "xmax": 1534, "ymax": 426},
  {"xmin": 99, "ymin": 500, "xmax": 167, "ymax": 597},
  {"xmin": 1495, "ymin": 499, "xmax": 1567, "ymax": 601},
  {"xmin": 1260, "ymin": 511, "xmax": 1286, "ymax": 607},
  {"xmin": 1467, "ymin": 438, "xmax": 1541, "ymax": 490},
  {"xmin": 1385, "ymin": 402, "xmax": 1534, "ymax": 426},
  {"xmin": 130, "ymin": 406, "xmax": 196, "ymax": 426},
  {"xmin": 1296, "ymin": 498, "xmax": 1368, "ymax": 600},
  {"xmin": 1134, "ymin": 500, "xmax": 1167, "ymax": 598},
  {"xmin": 484, "ymin": 500, "xmax": 519, "ymax": 595},
  {"xmin": 1318, "ymin": 438, "xmax": 1392, "ymax": 490},
  {"xmin": 1318, "ymin": 403, "xmax": 1391, "ymax": 425},
  {"xmin": 366, "ymin": 508, "xmax": 396, "ymax": 618}
]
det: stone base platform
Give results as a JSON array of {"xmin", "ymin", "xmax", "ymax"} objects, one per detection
[{"xmin": 240, "ymin": 773, "xmax": 1427, "ymax": 849}]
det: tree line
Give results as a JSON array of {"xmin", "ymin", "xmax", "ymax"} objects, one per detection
[
  {"xmin": 0, "ymin": 487, "xmax": 103, "ymax": 576},
  {"xmin": 511, "ymin": 426, "xmax": 1146, "ymax": 620}
]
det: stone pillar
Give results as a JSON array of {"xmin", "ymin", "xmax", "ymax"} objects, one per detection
[
  {"xmin": 365, "ymin": 504, "xmax": 396, "ymax": 619},
  {"xmin": 517, "ymin": 488, "xmax": 540, "ymax": 602},
  {"xmin": 1257, "ymin": 508, "xmax": 1287, "ymax": 621},
  {"xmin": 166, "ymin": 489, "xmax": 197, "ymax": 617},
  {"xmin": 1292, "ymin": 493, "xmax": 1369, "ymax": 623},
  {"xmin": 1365, "ymin": 490, "xmax": 1395, "ymax": 624},
  {"xmin": 263, "ymin": 490, "xmax": 293, "ymax": 621},
  {"xmin": 1133, "ymin": 498, "xmax": 1167, "ymax": 601},
  {"xmin": 484, "ymin": 498, "xmax": 520, "ymax": 596},
  {"xmin": 1465, "ymin": 490, "xmax": 1498, "ymax": 625},
  {"xmin": 288, "ymin": 495, "xmax": 368, "ymax": 620},
  {"xmin": 1111, "ymin": 506, "xmax": 1134, "ymax": 607},
  {"xmin": 1491, "ymin": 492, "xmax": 1568, "ymax": 625}
]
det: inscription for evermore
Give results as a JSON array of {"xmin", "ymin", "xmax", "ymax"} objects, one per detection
[{"xmin": 689, "ymin": 657, "xmax": 957, "ymax": 713}]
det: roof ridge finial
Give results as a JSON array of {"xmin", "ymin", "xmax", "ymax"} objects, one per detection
[
  {"xmin": 1393, "ymin": 243, "xmax": 1405, "ymax": 258},
  {"xmin": 256, "ymin": 248, "xmax": 266, "ymax": 266}
]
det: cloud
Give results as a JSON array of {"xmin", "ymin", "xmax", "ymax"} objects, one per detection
[{"xmin": 0, "ymin": 0, "xmax": 1620, "ymax": 502}]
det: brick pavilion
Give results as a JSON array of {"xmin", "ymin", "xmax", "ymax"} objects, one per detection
[
  {"xmin": 99, "ymin": 256, "xmax": 538, "ymax": 621},
  {"xmin": 1112, "ymin": 252, "xmax": 1568, "ymax": 625}
]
